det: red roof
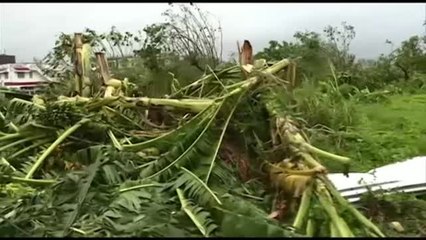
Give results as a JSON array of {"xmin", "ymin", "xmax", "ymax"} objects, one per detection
[
  {"xmin": 4, "ymin": 81, "xmax": 47, "ymax": 86},
  {"xmin": 13, "ymin": 65, "xmax": 31, "ymax": 72}
]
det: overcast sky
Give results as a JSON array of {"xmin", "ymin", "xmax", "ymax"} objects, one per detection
[{"xmin": 0, "ymin": 3, "xmax": 424, "ymax": 62}]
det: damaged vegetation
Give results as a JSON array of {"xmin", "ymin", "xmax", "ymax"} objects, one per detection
[{"xmin": 2, "ymin": 3, "xmax": 426, "ymax": 237}]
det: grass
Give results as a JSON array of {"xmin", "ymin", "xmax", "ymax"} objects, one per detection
[
  {"xmin": 308, "ymin": 93, "xmax": 426, "ymax": 237},
  {"xmin": 354, "ymin": 93, "xmax": 426, "ymax": 170},
  {"xmin": 357, "ymin": 94, "xmax": 426, "ymax": 236},
  {"xmin": 359, "ymin": 192, "xmax": 426, "ymax": 237},
  {"xmin": 311, "ymin": 93, "xmax": 426, "ymax": 172}
]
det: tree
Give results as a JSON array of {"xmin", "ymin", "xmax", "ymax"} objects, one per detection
[
  {"xmin": 159, "ymin": 4, "xmax": 223, "ymax": 70},
  {"xmin": 255, "ymin": 31, "xmax": 330, "ymax": 81},
  {"xmin": 323, "ymin": 21, "xmax": 356, "ymax": 72},
  {"xmin": 392, "ymin": 35, "xmax": 426, "ymax": 80}
]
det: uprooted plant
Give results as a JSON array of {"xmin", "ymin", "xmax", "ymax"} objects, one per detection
[{"xmin": 0, "ymin": 31, "xmax": 386, "ymax": 238}]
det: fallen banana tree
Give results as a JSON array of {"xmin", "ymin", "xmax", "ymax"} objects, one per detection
[
  {"xmin": 263, "ymin": 114, "xmax": 384, "ymax": 237},
  {"xmin": 0, "ymin": 36, "xmax": 385, "ymax": 237}
]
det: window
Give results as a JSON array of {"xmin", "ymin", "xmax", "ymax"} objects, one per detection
[
  {"xmin": 1, "ymin": 73, "xmax": 8, "ymax": 79},
  {"xmin": 17, "ymin": 72, "xmax": 25, "ymax": 79},
  {"xmin": 29, "ymin": 72, "xmax": 33, "ymax": 78},
  {"xmin": 20, "ymin": 87, "xmax": 34, "ymax": 90}
]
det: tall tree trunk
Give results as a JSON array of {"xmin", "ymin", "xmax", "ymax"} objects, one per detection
[{"xmin": 395, "ymin": 62, "xmax": 410, "ymax": 81}]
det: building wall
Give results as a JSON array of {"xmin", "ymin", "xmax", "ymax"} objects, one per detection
[{"xmin": 0, "ymin": 64, "xmax": 50, "ymax": 93}]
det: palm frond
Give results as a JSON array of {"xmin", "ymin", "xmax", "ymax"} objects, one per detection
[
  {"xmin": 107, "ymin": 130, "xmax": 123, "ymax": 150},
  {"xmin": 25, "ymin": 118, "xmax": 90, "ymax": 179},
  {"xmin": 205, "ymin": 91, "xmax": 245, "ymax": 183},
  {"xmin": 215, "ymin": 194, "xmax": 299, "ymax": 237},
  {"xmin": 208, "ymin": 160, "xmax": 239, "ymax": 187},
  {"xmin": 122, "ymin": 102, "xmax": 218, "ymax": 152},
  {"xmin": 176, "ymin": 188, "xmax": 218, "ymax": 237},
  {"xmin": 218, "ymin": 208, "xmax": 297, "ymax": 237},
  {"xmin": 110, "ymin": 189, "xmax": 149, "ymax": 213},
  {"xmin": 62, "ymin": 157, "xmax": 102, "ymax": 236},
  {"xmin": 6, "ymin": 98, "xmax": 44, "ymax": 124},
  {"xmin": 7, "ymin": 139, "xmax": 51, "ymax": 160},
  {"xmin": 173, "ymin": 167, "xmax": 222, "ymax": 206},
  {"xmin": 101, "ymin": 164, "xmax": 123, "ymax": 185},
  {"xmin": 102, "ymin": 106, "xmax": 144, "ymax": 130},
  {"xmin": 9, "ymin": 155, "xmax": 38, "ymax": 179},
  {"xmin": 139, "ymin": 89, "xmax": 247, "ymax": 182},
  {"xmin": 139, "ymin": 104, "xmax": 221, "ymax": 180}
]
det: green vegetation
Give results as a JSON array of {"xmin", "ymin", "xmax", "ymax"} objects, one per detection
[
  {"xmin": 304, "ymin": 93, "xmax": 426, "ymax": 173},
  {"xmin": 3, "ymin": 3, "xmax": 426, "ymax": 238}
]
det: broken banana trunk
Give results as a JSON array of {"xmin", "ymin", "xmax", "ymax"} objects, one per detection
[{"xmin": 264, "ymin": 113, "xmax": 384, "ymax": 237}]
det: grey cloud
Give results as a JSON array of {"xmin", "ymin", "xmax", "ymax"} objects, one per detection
[{"xmin": 0, "ymin": 3, "xmax": 424, "ymax": 62}]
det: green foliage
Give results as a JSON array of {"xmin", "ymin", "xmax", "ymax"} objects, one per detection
[
  {"xmin": 35, "ymin": 102, "xmax": 85, "ymax": 128},
  {"xmin": 323, "ymin": 22, "xmax": 356, "ymax": 72},
  {"xmin": 0, "ymin": 60, "xmax": 307, "ymax": 237},
  {"xmin": 359, "ymin": 192, "xmax": 426, "ymax": 237},
  {"xmin": 135, "ymin": 24, "xmax": 171, "ymax": 71},
  {"xmin": 310, "ymin": 94, "xmax": 426, "ymax": 172},
  {"xmin": 41, "ymin": 4, "xmax": 224, "ymax": 98},
  {"xmin": 257, "ymin": 34, "xmax": 424, "ymax": 188},
  {"xmin": 5, "ymin": 5, "xmax": 426, "ymax": 237},
  {"xmin": 161, "ymin": 4, "xmax": 223, "ymax": 68},
  {"xmin": 213, "ymin": 190, "xmax": 304, "ymax": 237},
  {"xmin": 256, "ymin": 20, "xmax": 425, "ymax": 95},
  {"xmin": 255, "ymin": 31, "xmax": 330, "ymax": 80},
  {"xmin": 263, "ymin": 68, "xmax": 359, "ymax": 132},
  {"xmin": 393, "ymin": 36, "xmax": 426, "ymax": 80},
  {"xmin": 349, "ymin": 55, "xmax": 402, "ymax": 91}
]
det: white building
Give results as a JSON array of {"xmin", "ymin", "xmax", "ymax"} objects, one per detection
[{"xmin": 0, "ymin": 63, "xmax": 52, "ymax": 94}]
